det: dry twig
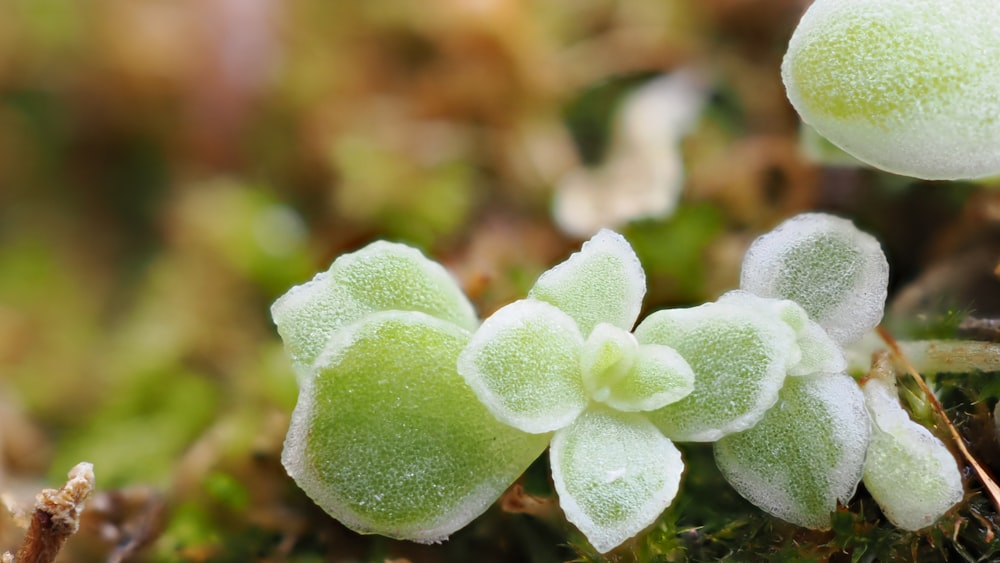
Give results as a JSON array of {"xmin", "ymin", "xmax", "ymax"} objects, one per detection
[{"xmin": 3, "ymin": 462, "xmax": 95, "ymax": 563}]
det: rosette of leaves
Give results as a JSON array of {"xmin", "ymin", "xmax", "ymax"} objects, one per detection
[
  {"xmin": 457, "ymin": 229, "xmax": 830, "ymax": 552},
  {"xmin": 271, "ymin": 242, "xmax": 548, "ymax": 542},
  {"xmin": 712, "ymin": 213, "xmax": 889, "ymax": 529},
  {"xmin": 457, "ymin": 230, "xmax": 696, "ymax": 552}
]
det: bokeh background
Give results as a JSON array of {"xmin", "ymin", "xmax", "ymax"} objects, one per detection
[{"xmin": 2, "ymin": 1, "xmax": 999, "ymax": 561}]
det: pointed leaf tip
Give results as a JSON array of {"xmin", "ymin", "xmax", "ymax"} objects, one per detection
[{"xmin": 529, "ymin": 229, "xmax": 646, "ymax": 336}]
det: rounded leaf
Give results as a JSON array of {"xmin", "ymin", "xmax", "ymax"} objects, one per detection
[
  {"xmin": 714, "ymin": 373, "xmax": 871, "ymax": 529},
  {"xmin": 719, "ymin": 290, "xmax": 845, "ymax": 377},
  {"xmin": 283, "ymin": 311, "xmax": 548, "ymax": 542},
  {"xmin": 458, "ymin": 300, "xmax": 587, "ymax": 433},
  {"xmin": 635, "ymin": 302, "xmax": 797, "ymax": 442},
  {"xmin": 862, "ymin": 376, "xmax": 963, "ymax": 531},
  {"xmin": 529, "ymin": 229, "xmax": 646, "ymax": 336},
  {"xmin": 271, "ymin": 241, "xmax": 478, "ymax": 378},
  {"xmin": 551, "ymin": 408, "xmax": 683, "ymax": 554},
  {"xmin": 782, "ymin": 0, "xmax": 1000, "ymax": 180},
  {"xmin": 740, "ymin": 213, "xmax": 888, "ymax": 346}
]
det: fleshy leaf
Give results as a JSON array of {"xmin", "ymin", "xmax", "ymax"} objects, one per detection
[
  {"xmin": 861, "ymin": 375, "xmax": 963, "ymax": 531},
  {"xmin": 283, "ymin": 311, "xmax": 548, "ymax": 542},
  {"xmin": 718, "ymin": 290, "xmax": 845, "ymax": 377},
  {"xmin": 271, "ymin": 241, "xmax": 478, "ymax": 378},
  {"xmin": 605, "ymin": 344, "xmax": 695, "ymax": 412},
  {"xmin": 782, "ymin": 0, "xmax": 1000, "ymax": 180},
  {"xmin": 582, "ymin": 324, "xmax": 694, "ymax": 411},
  {"xmin": 581, "ymin": 323, "xmax": 639, "ymax": 401},
  {"xmin": 713, "ymin": 373, "xmax": 871, "ymax": 529},
  {"xmin": 550, "ymin": 408, "xmax": 683, "ymax": 554},
  {"xmin": 457, "ymin": 299, "xmax": 587, "ymax": 433},
  {"xmin": 740, "ymin": 213, "xmax": 888, "ymax": 346},
  {"xmin": 529, "ymin": 229, "xmax": 646, "ymax": 336},
  {"xmin": 635, "ymin": 302, "xmax": 797, "ymax": 441}
]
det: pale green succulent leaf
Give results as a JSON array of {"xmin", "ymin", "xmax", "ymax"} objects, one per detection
[
  {"xmin": 551, "ymin": 408, "xmax": 683, "ymax": 554},
  {"xmin": 718, "ymin": 290, "xmax": 845, "ymax": 377},
  {"xmin": 282, "ymin": 311, "xmax": 548, "ymax": 543},
  {"xmin": 740, "ymin": 213, "xmax": 888, "ymax": 346},
  {"xmin": 862, "ymin": 376, "xmax": 963, "ymax": 531},
  {"xmin": 635, "ymin": 302, "xmax": 797, "ymax": 441},
  {"xmin": 782, "ymin": 0, "xmax": 1000, "ymax": 180},
  {"xmin": 581, "ymin": 322, "xmax": 638, "ymax": 401},
  {"xmin": 458, "ymin": 299, "xmax": 587, "ymax": 433},
  {"xmin": 714, "ymin": 373, "xmax": 871, "ymax": 529},
  {"xmin": 603, "ymin": 344, "xmax": 694, "ymax": 412},
  {"xmin": 271, "ymin": 241, "xmax": 478, "ymax": 379},
  {"xmin": 529, "ymin": 229, "xmax": 646, "ymax": 336}
]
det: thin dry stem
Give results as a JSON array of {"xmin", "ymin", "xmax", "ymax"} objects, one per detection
[
  {"xmin": 877, "ymin": 326, "xmax": 1000, "ymax": 515},
  {"xmin": 7, "ymin": 462, "xmax": 95, "ymax": 563}
]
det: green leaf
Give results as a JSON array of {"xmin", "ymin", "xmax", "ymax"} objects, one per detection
[
  {"xmin": 271, "ymin": 241, "xmax": 478, "ymax": 378},
  {"xmin": 782, "ymin": 0, "xmax": 1000, "ymax": 180},
  {"xmin": 529, "ymin": 229, "xmax": 646, "ymax": 336},
  {"xmin": 635, "ymin": 302, "xmax": 797, "ymax": 441},
  {"xmin": 718, "ymin": 290, "xmax": 846, "ymax": 377},
  {"xmin": 283, "ymin": 311, "xmax": 548, "ymax": 542},
  {"xmin": 740, "ymin": 213, "xmax": 888, "ymax": 346},
  {"xmin": 550, "ymin": 408, "xmax": 683, "ymax": 554},
  {"xmin": 458, "ymin": 299, "xmax": 588, "ymax": 433},
  {"xmin": 713, "ymin": 373, "xmax": 871, "ymax": 529},
  {"xmin": 581, "ymin": 323, "xmax": 694, "ymax": 412},
  {"xmin": 861, "ymin": 376, "xmax": 964, "ymax": 531}
]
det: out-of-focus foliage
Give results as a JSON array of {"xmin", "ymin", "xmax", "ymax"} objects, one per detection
[{"xmin": 1, "ymin": 0, "xmax": 999, "ymax": 560}]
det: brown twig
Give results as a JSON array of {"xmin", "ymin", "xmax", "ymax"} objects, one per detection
[
  {"xmin": 876, "ymin": 326, "xmax": 1000, "ymax": 514},
  {"xmin": 4, "ymin": 462, "xmax": 95, "ymax": 563}
]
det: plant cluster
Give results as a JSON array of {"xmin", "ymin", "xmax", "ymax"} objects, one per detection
[{"xmin": 271, "ymin": 213, "xmax": 964, "ymax": 553}]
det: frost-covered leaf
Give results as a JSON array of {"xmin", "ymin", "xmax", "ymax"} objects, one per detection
[
  {"xmin": 605, "ymin": 344, "xmax": 694, "ymax": 412},
  {"xmin": 271, "ymin": 241, "xmax": 477, "ymax": 378},
  {"xmin": 581, "ymin": 323, "xmax": 694, "ymax": 412},
  {"xmin": 283, "ymin": 311, "xmax": 548, "ymax": 542},
  {"xmin": 862, "ymin": 376, "xmax": 963, "ymax": 531},
  {"xmin": 529, "ymin": 229, "xmax": 645, "ymax": 336},
  {"xmin": 782, "ymin": 0, "xmax": 1000, "ymax": 180},
  {"xmin": 719, "ymin": 290, "xmax": 845, "ymax": 377},
  {"xmin": 635, "ymin": 302, "xmax": 797, "ymax": 442},
  {"xmin": 581, "ymin": 323, "xmax": 639, "ymax": 399},
  {"xmin": 610, "ymin": 344, "xmax": 695, "ymax": 412},
  {"xmin": 458, "ymin": 299, "xmax": 587, "ymax": 433},
  {"xmin": 713, "ymin": 373, "xmax": 871, "ymax": 529},
  {"xmin": 550, "ymin": 408, "xmax": 683, "ymax": 554},
  {"xmin": 740, "ymin": 213, "xmax": 888, "ymax": 346}
]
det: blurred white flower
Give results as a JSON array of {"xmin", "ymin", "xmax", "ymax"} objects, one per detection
[{"xmin": 554, "ymin": 67, "xmax": 709, "ymax": 237}]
